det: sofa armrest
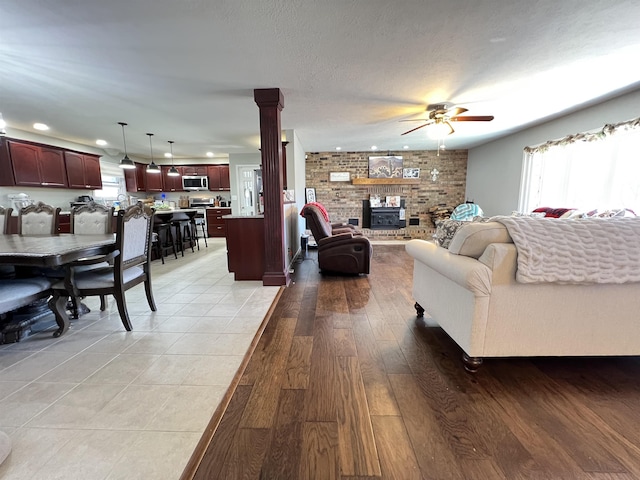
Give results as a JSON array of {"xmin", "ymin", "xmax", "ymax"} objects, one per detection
[{"xmin": 405, "ymin": 239, "xmax": 492, "ymax": 296}]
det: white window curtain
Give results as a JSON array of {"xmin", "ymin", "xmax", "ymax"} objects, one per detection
[{"xmin": 519, "ymin": 118, "xmax": 640, "ymax": 214}]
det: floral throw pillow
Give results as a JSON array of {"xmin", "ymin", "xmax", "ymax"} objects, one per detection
[{"xmin": 434, "ymin": 219, "xmax": 466, "ymax": 248}]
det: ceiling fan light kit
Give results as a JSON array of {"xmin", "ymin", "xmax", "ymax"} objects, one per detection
[{"xmin": 400, "ymin": 103, "xmax": 494, "ymax": 139}]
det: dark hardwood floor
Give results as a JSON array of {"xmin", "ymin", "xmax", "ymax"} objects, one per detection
[{"xmin": 183, "ymin": 244, "xmax": 640, "ymax": 480}]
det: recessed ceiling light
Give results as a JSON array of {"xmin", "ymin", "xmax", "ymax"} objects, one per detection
[
  {"xmin": 206, "ymin": 151, "xmax": 214, "ymax": 157},
  {"xmin": 335, "ymin": 147, "xmax": 341, "ymax": 151},
  {"xmin": 371, "ymin": 146, "xmax": 378, "ymax": 151},
  {"xmin": 164, "ymin": 152, "xmax": 172, "ymax": 158},
  {"xmin": 33, "ymin": 123, "xmax": 49, "ymax": 131},
  {"xmin": 403, "ymin": 145, "xmax": 409, "ymax": 149},
  {"xmin": 96, "ymin": 139, "xmax": 107, "ymax": 146}
]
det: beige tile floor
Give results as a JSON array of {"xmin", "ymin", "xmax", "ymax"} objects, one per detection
[{"xmin": 0, "ymin": 237, "xmax": 280, "ymax": 479}]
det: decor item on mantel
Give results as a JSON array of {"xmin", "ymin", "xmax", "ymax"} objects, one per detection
[
  {"xmin": 118, "ymin": 122, "xmax": 136, "ymax": 170},
  {"xmin": 403, "ymin": 167, "xmax": 420, "ymax": 179}
]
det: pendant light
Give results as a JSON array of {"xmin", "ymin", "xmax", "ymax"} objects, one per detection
[
  {"xmin": 167, "ymin": 140, "xmax": 180, "ymax": 176},
  {"xmin": 117, "ymin": 122, "xmax": 136, "ymax": 169},
  {"xmin": 146, "ymin": 133, "xmax": 161, "ymax": 173}
]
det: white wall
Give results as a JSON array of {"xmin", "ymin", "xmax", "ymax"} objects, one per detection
[
  {"xmin": 283, "ymin": 129, "xmax": 308, "ymax": 262},
  {"xmin": 466, "ymin": 88, "xmax": 640, "ymax": 216}
]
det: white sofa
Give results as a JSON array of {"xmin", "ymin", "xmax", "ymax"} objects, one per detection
[{"xmin": 405, "ymin": 217, "xmax": 640, "ymax": 372}]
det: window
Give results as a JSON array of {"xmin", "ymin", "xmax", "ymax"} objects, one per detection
[
  {"xmin": 93, "ymin": 175, "xmax": 125, "ymax": 203},
  {"xmin": 93, "ymin": 161, "xmax": 126, "ymax": 204},
  {"xmin": 519, "ymin": 118, "xmax": 640, "ymax": 214}
]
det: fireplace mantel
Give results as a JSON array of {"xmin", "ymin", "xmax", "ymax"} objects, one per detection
[{"xmin": 352, "ymin": 178, "xmax": 420, "ymax": 185}]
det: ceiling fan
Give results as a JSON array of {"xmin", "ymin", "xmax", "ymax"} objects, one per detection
[{"xmin": 400, "ymin": 103, "xmax": 494, "ymax": 136}]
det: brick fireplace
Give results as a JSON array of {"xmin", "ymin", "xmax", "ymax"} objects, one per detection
[{"xmin": 305, "ymin": 150, "xmax": 468, "ymax": 240}]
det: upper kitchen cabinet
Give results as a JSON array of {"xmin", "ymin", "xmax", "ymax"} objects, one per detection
[
  {"xmin": 124, "ymin": 162, "xmax": 147, "ymax": 193},
  {"xmin": 182, "ymin": 165, "xmax": 208, "ymax": 176},
  {"xmin": 162, "ymin": 165, "xmax": 183, "ymax": 192},
  {"xmin": 65, "ymin": 152, "xmax": 102, "ymax": 189},
  {"xmin": 207, "ymin": 165, "xmax": 230, "ymax": 191},
  {"xmin": 3, "ymin": 140, "xmax": 68, "ymax": 188},
  {"xmin": 145, "ymin": 168, "xmax": 163, "ymax": 192}
]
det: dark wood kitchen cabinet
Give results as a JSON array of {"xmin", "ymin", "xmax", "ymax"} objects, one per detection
[
  {"xmin": 161, "ymin": 166, "xmax": 183, "ymax": 192},
  {"xmin": 207, "ymin": 165, "xmax": 230, "ymax": 191},
  {"xmin": 145, "ymin": 168, "xmax": 163, "ymax": 192},
  {"xmin": 182, "ymin": 165, "xmax": 208, "ymax": 176},
  {"xmin": 7, "ymin": 141, "xmax": 68, "ymax": 188},
  {"xmin": 124, "ymin": 162, "xmax": 147, "ymax": 193},
  {"xmin": 65, "ymin": 152, "xmax": 102, "ymax": 189},
  {"xmin": 206, "ymin": 207, "xmax": 231, "ymax": 237}
]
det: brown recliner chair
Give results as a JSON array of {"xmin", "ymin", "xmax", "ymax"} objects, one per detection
[{"xmin": 302, "ymin": 204, "xmax": 372, "ymax": 274}]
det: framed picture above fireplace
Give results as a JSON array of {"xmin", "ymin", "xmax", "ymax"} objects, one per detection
[
  {"xmin": 403, "ymin": 167, "xmax": 420, "ymax": 179},
  {"xmin": 368, "ymin": 156, "xmax": 403, "ymax": 178}
]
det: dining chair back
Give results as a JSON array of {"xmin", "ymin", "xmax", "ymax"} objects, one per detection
[
  {"xmin": 18, "ymin": 202, "xmax": 60, "ymax": 235},
  {"xmin": 70, "ymin": 202, "xmax": 114, "ymax": 234},
  {"xmin": 51, "ymin": 202, "xmax": 156, "ymax": 331},
  {"xmin": 0, "ymin": 206, "xmax": 12, "ymax": 234},
  {"xmin": 66, "ymin": 202, "xmax": 114, "ymax": 318}
]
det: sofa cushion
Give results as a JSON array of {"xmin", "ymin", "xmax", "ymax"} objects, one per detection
[
  {"xmin": 433, "ymin": 219, "xmax": 466, "ymax": 248},
  {"xmin": 448, "ymin": 221, "xmax": 512, "ymax": 258}
]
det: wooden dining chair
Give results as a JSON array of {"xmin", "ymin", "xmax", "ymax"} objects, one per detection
[
  {"xmin": 50, "ymin": 202, "xmax": 156, "ymax": 331},
  {"xmin": 18, "ymin": 201, "xmax": 60, "ymax": 235},
  {"xmin": 66, "ymin": 202, "xmax": 115, "ymax": 318},
  {"xmin": 70, "ymin": 202, "xmax": 114, "ymax": 234},
  {"xmin": 0, "ymin": 206, "xmax": 12, "ymax": 234}
]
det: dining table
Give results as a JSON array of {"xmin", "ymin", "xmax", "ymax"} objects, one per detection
[{"xmin": 0, "ymin": 233, "xmax": 116, "ymax": 337}]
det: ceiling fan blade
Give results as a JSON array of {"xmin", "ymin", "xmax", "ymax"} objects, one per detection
[
  {"xmin": 399, "ymin": 119, "xmax": 431, "ymax": 122},
  {"xmin": 446, "ymin": 107, "xmax": 468, "ymax": 117},
  {"xmin": 401, "ymin": 123, "xmax": 430, "ymax": 135},
  {"xmin": 450, "ymin": 115, "xmax": 495, "ymax": 122}
]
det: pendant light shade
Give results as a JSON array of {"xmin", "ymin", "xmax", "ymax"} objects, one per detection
[
  {"xmin": 146, "ymin": 133, "xmax": 160, "ymax": 174},
  {"xmin": 167, "ymin": 140, "xmax": 180, "ymax": 176},
  {"xmin": 118, "ymin": 122, "xmax": 136, "ymax": 170}
]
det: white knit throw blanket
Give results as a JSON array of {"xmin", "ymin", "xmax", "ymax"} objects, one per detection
[{"xmin": 492, "ymin": 216, "xmax": 640, "ymax": 284}]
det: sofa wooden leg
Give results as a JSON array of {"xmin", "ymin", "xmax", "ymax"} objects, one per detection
[
  {"xmin": 462, "ymin": 353, "xmax": 483, "ymax": 373},
  {"xmin": 414, "ymin": 302, "xmax": 425, "ymax": 317}
]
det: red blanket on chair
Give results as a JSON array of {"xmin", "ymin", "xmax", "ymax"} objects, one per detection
[{"xmin": 300, "ymin": 202, "xmax": 329, "ymax": 222}]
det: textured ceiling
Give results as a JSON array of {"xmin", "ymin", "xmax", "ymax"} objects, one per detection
[{"xmin": 1, "ymin": 0, "xmax": 640, "ymax": 160}]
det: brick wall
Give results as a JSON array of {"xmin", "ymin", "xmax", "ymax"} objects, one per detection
[{"xmin": 305, "ymin": 150, "xmax": 468, "ymax": 240}]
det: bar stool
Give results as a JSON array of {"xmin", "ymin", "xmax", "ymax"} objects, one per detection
[
  {"xmin": 151, "ymin": 232, "xmax": 163, "ymax": 264},
  {"xmin": 191, "ymin": 214, "xmax": 208, "ymax": 249},
  {"xmin": 172, "ymin": 219, "xmax": 195, "ymax": 256},
  {"xmin": 153, "ymin": 221, "xmax": 178, "ymax": 261}
]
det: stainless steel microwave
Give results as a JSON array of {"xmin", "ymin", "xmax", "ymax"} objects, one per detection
[{"xmin": 182, "ymin": 176, "xmax": 208, "ymax": 191}]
